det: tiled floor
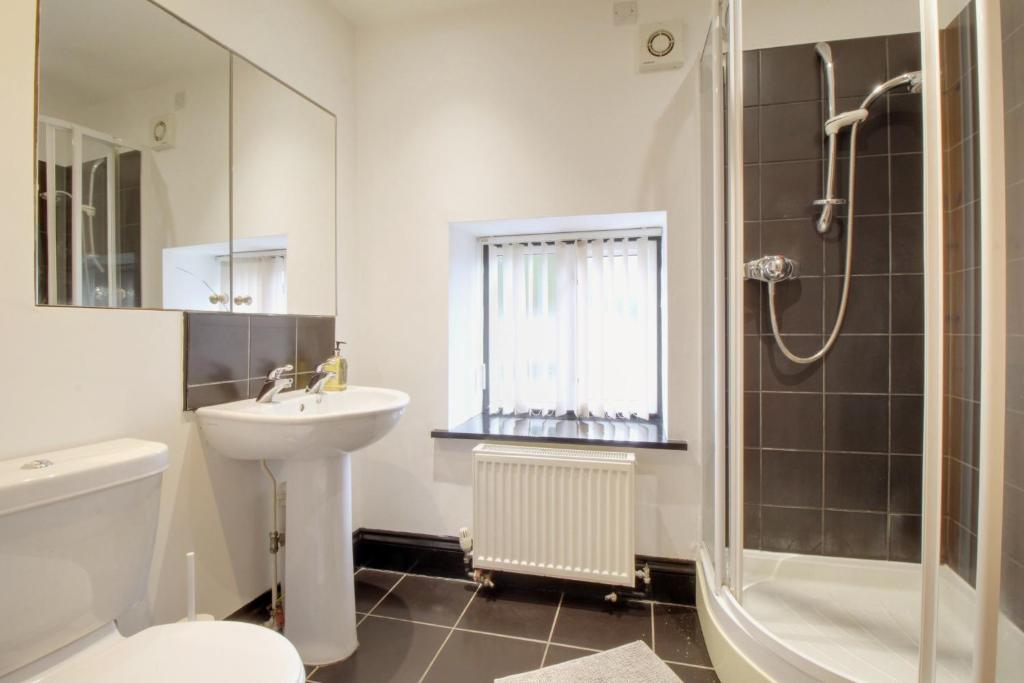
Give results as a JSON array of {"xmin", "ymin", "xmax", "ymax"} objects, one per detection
[{"xmin": 297, "ymin": 568, "xmax": 720, "ymax": 683}]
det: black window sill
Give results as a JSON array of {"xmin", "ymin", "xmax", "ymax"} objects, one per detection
[{"xmin": 430, "ymin": 413, "xmax": 687, "ymax": 451}]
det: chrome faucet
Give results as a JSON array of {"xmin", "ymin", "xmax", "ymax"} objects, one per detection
[
  {"xmin": 305, "ymin": 362, "xmax": 336, "ymax": 396},
  {"xmin": 256, "ymin": 365, "xmax": 294, "ymax": 403}
]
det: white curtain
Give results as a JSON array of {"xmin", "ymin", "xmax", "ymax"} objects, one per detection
[
  {"xmin": 488, "ymin": 236, "xmax": 658, "ymax": 419},
  {"xmin": 223, "ymin": 254, "xmax": 287, "ymax": 314}
]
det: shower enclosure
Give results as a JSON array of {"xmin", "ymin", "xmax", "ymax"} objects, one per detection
[
  {"xmin": 698, "ymin": 0, "xmax": 1021, "ymax": 681},
  {"xmin": 36, "ymin": 117, "xmax": 141, "ymax": 308}
]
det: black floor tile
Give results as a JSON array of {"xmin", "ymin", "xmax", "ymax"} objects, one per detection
[
  {"xmin": 549, "ymin": 596, "xmax": 652, "ymax": 650},
  {"xmin": 653, "ymin": 605, "xmax": 713, "ymax": 667},
  {"xmin": 456, "ymin": 586, "xmax": 560, "ymax": 640},
  {"xmin": 542, "ymin": 644, "xmax": 598, "ymax": 667},
  {"xmin": 354, "ymin": 569, "xmax": 402, "ymax": 613},
  {"xmin": 315, "ymin": 615, "xmax": 448, "ymax": 683},
  {"xmin": 373, "ymin": 574, "xmax": 477, "ymax": 626},
  {"xmin": 667, "ymin": 662, "xmax": 721, "ymax": 683},
  {"xmin": 422, "ymin": 630, "xmax": 545, "ymax": 682}
]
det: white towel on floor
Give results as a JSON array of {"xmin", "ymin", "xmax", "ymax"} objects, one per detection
[{"xmin": 496, "ymin": 641, "xmax": 682, "ymax": 683}]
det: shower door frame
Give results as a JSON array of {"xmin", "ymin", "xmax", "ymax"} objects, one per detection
[
  {"xmin": 707, "ymin": 0, "xmax": 1012, "ymax": 681},
  {"xmin": 38, "ymin": 116, "xmax": 120, "ymax": 308}
]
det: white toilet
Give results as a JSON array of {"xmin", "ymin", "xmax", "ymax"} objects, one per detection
[{"xmin": 0, "ymin": 439, "xmax": 303, "ymax": 683}]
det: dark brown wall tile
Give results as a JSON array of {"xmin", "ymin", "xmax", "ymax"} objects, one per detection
[
  {"xmin": 825, "ymin": 215, "xmax": 890, "ymax": 276},
  {"xmin": 892, "ymin": 395, "xmax": 924, "ymax": 454},
  {"xmin": 890, "ymin": 454, "xmax": 923, "ymax": 514},
  {"xmin": 891, "ymin": 153, "xmax": 924, "ymax": 213},
  {"xmin": 891, "ymin": 213, "xmax": 924, "ymax": 273},
  {"xmin": 744, "ymin": 335, "xmax": 760, "ymax": 391},
  {"xmin": 892, "ymin": 274, "xmax": 924, "ymax": 333},
  {"xmin": 745, "ymin": 391, "xmax": 761, "ymax": 447},
  {"xmin": 831, "ymin": 36, "xmax": 888, "ymax": 99},
  {"xmin": 825, "ymin": 274, "xmax": 890, "ymax": 333},
  {"xmin": 761, "ymin": 335, "xmax": 824, "ymax": 392},
  {"xmin": 745, "ymin": 504, "xmax": 761, "ymax": 548},
  {"xmin": 824, "ymin": 510, "xmax": 887, "ymax": 559},
  {"xmin": 759, "ymin": 44, "xmax": 820, "ymax": 105},
  {"xmin": 744, "ymin": 50, "xmax": 760, "ymax": 107},
  {"xmin": 825, "ymin": 394, "xmax": 889, "ymax": 453},
  {"xmin": 762, "ymin": 276, "xmax": 823, "ymax": 334},
  {"xmin": 890, "ymin": 93, "xmax": 923, "ymax": 154},
  {"xmin": 298, "ymin": 316, "xmax": 337, "ymax": 374},
  {"xmin": 762, "ymin": 219, "xmax": 824, "ymax": 275},
  {"xmin": 761, "ymin": 160, "xmax": 821, "ymax": 220},
  {"xmin": 836, "ymin": 153, "xmax": 889, "ymax": 216},
  {"xmin": 759, "ymin": 102, "xmax": 822, "ymax": 162},
  {"xmin": 745, "ymin": 107, "xmax": 760, "ymax": 163},
  {"xmin": 762, "ymin": 392, "xmax": 823, "ymax": 451},
  {"xmin": 890, "ymin": 514, "xmax": 922, "ymax": 562},
  {"xmin": 825, "ymin": 335, "xmax": 888, "ymax": 394},
  {"xmin": 761, "ymin": 450, "xmax": 823, "ymax": 508},
  {"xmin": 825, "ymin": 452, "xmax": 888, "ymax": 511},
  {"xmin": 250, "ymin": 315, "xmax": 297, "ymax": 379},
  {"xmin": 745, "ymin": 448, "xmax": 761, "ymax": 504},
  {"xmin": 761, "ymin": 506, "xmax": 822, "ymax": 554},
  {"xmin": 186, "ymin": 313, "xmax": 249, "ymax": 385},
  {"xmin": 888, "ymin": 32, "xmax": 921, "ymax": 78},
  {"xmin": 891, "ymin": 335, "xmax": 924, "ymax": 394}
]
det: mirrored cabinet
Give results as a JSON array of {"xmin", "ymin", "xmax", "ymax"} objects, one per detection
[{"xmin": 35, "ymin": 0, "xmax": 337, "ymax": 316}]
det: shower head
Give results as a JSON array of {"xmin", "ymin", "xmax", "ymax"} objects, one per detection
[{"xmin": 861, "ymin": 70, "xmax": 923, "ymax": 109}]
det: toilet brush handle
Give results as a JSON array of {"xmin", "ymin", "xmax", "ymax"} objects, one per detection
[{"xmin": 186, "ymin": 552, "xmax": 196, "ymax": 622}]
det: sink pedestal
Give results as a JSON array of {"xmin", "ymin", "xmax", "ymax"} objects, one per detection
[{"xmin": 283, "ymin": 453, "xmax": 357, "ymax": 665}]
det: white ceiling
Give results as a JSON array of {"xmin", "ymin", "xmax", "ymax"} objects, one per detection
[
  {"xmin": 328, "ymin": 0, "xmax": 505, "ymax": 26},
  {"xmin": 39, "ymin": 0, "xmax": 227, "ymax": 106}
]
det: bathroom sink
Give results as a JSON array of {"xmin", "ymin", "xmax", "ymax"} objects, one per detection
[
  {"xmin": 196, "ymin": 386, "xmax": 409, "ymax": 460},
  {"xmin": 195, "ymin": 386, "xmax": 409, "ymax": 666}
]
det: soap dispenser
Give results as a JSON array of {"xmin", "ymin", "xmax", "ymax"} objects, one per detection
[{"xmin": 324, "ymin": 341, "xmax": 348, "ymax": 391}]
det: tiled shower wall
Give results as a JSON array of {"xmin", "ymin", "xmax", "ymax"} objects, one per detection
[
  {"xmin": 1000, "ymin": 0, "xmax": 1024, "ymax": 630},
  {"xmin": 742, "ymin": 33, "xmax": 925, "ymax": 561},
  {"xmin": 183, "ymin": 312, "xmax": 335, "ymax": 410},
  {"xmin": 940, "ymin": 1, "xmax": 982, "ymax": 587}
]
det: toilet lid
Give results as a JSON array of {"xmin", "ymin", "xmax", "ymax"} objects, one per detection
[{"xmin": 42, "ymin": 622, "xmax": 304, "ymax": 683}]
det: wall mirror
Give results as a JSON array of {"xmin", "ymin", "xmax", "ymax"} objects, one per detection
[{"xmin": 35, "ymin": 0, "xmax": 337, "ymax": 316}]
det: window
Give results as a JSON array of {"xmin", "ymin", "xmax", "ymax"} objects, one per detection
[{"xmin": 485, "ymin": 231, "xmax": 661, "ymax": 421}]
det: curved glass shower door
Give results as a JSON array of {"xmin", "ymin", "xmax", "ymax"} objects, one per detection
[{"xmin": 701, "ymin": 0, "xmax": 1023, "ymax": 681}]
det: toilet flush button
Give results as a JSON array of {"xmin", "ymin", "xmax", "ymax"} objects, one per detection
[{"xmin": 21, "ymin": 459, "xmax": 54, "ymax": 470}]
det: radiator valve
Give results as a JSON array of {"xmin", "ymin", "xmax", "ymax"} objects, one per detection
[
  {"xmin": 636, "ymin": 563, "xmax": 652, "ymax": 587},
  {"xmin": 472, "ymin": 569, "xmax": 495, "ymax": 588},
  {"xmin": 604, "ymin": 591, "xmax": 619, "ymax": 603}
]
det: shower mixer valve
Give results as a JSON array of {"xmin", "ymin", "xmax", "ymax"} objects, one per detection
[{"xmin": 744, "ymin": 255, "xmax": 800, "ymax": 283}]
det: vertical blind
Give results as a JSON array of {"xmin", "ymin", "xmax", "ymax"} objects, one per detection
[{"xmin": 487, "ymin": 236, "xmax": 658, "ymax": 419}]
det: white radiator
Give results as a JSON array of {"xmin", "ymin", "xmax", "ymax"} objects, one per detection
[{"xmin": 471, "ymin": 443, "xmax": 636, "ymax": 586}]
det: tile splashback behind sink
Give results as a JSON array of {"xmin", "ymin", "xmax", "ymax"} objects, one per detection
[{"xmin": 183, "ymin": 312, "xmax": 334, "ymax": 410}]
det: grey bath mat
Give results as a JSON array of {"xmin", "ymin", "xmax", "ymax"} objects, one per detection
[{"xmin": 497, "ymin": 641, "xmax": 682, "ymax": 682}]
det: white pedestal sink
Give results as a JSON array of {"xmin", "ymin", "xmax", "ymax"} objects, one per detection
[{"xmin": 196, "ymin": 386, "xmax": 409, "ymax": 665}]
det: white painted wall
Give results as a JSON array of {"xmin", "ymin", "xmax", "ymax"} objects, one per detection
[
  {"xmin": 351, "ymin": 0, "xmax": 710, "ymax": 560},
  {"xmin": 232, "ymin": 58, "xmax": 337, "ymax": 316},
  {"xmin": 0, "ymin": 0, "xmax": 354, "ymax": 624},
  {"xmin": 743, "ymin": 0, "xmax": 921, "ymax": 50}
]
